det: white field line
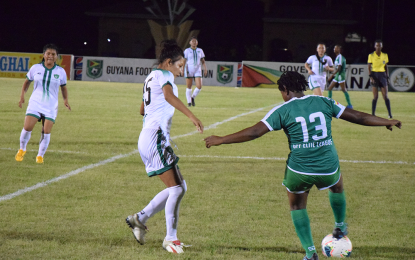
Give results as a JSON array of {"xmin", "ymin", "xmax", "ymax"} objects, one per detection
[
  {"xmin": 1, "ymin": 147, "xmax": 86, "ymax": 154},
  {"xmin": 179, "ymin": 155, "xmax": 415, "ymax": 165},
  {"xmin": 0, "ymin": 104, "xmax": 278, "ymax": 203}
]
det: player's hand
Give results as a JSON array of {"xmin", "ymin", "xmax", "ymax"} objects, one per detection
[
  {"xmin": 18, "ymin": 97, "xmax": 24, "ymax": 108},
  {"xmin": 308, "ymin": 70, "xmax": 315, "ymax": 75},
  {"xmin": 386, "ymin": 120, "xmax": 401, "ymax": 131},
  {"xmin": 64, "ymin": 100, "xmax": 71, "ymax": 111},
  {"xmin": 204, "ymin": 135, "xmax": 223, "ymax": 148},
  {"xmin": 370, "ymin": 77, "xmax": 375, "ymax": 84},
  {"xmin": 191, "ymin": 116, "xmax": 203, "ymax": 133}
]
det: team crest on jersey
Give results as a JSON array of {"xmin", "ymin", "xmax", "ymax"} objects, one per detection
[
  {"xmin": 54, "ymin": 74, "xmax": 59, "ymax": 79},
  {"xmin": 86, "ymin": 60, "xmax": 103, "ymax": 79},
  {"xmin": 217, "ymin": 65, "xmax": 233, "ymax": 84}
]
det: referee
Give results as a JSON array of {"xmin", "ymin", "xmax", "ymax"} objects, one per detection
[{"xmin": 368, "ymin": 40, "xmax": 392, "ymax": 118}]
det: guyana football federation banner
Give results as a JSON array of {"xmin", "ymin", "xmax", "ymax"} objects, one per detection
[
  {"xmin": 81, "ymin": 56, "xmax": 239, "ymax": 86},
  {"xmin": 0, "ymin": 52, "xmax": 73, "ymax": 80}
]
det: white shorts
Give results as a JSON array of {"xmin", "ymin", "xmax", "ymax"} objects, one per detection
[
  {"xmin": 308, "ymin": 75, "xmax": 326, "ymax": 91},
  {"xmin": 138, "ymin": 128, "xmax": 179, "ymax": 177},
  {"xmin": 26, "ymin": 101, "xmax": 58, "ymax": 123},
  {"xmin": 185, "ymin": 65, "xmax": 202, "ymax": 78}
]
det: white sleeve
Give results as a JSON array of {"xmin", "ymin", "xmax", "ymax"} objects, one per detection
[
  {"xmin": 26, "ymin": 65, "xmax": 36, "ymax": 81},
  {"xmin": 60, "ymin": 69, "xmax": 67, "ymax": 86},
  {"xmin": 327, "ymin": 57, "xmax": 334, "ymax": 67},
  {"xmin": 200, "ymin": 49, "xmax": 205, "ymax": 59},
  {"xmin": 306, "ymin": 56, "xmax": 313, "ymax": 64},
  {"xmin": 183, "ymin": 49, "xmax": 188, "ymax": 60},
  {"xmin": 157, "ymin": 70, "xmax": 174, "ymax": 88}
]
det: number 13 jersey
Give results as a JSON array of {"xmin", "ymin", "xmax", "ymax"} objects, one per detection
[
  {"xmin": 261, "ymin": 96, "xmax": 345, "ymax": 175},
  {"xmin": 142, "ymin": 69, "xmax": 178, "ymax": 135}
]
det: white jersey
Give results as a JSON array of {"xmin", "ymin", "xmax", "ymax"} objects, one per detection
[
  {"xmin": 306, "ymin": 54, "xmax": 333, "ymax": 77},
  {"xmin": 184, "ymin": 47, "xmax": 205, "ymax": 67},
  {"xmin": 26, "ymin": 62, "xmax": 67, "ymax": 111},
  {"xmin": 142, "ymin": 69, "xmax": 178, "ymax": 135}
]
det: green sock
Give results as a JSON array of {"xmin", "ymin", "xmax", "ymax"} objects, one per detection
[
  {"xmin": 329, "ymin": 191, "xmax": 347, "ymax": 231},
  {"xmin": 343, "ymin": 92, "xmax": 352, "ymax": 106},
  {"xmin": 291, "ymin": 209, "xmax": 316, "ymax": 258},
  {"xmin": 328, "ymin": 90, "xmax": 332, "ymax": 98}
]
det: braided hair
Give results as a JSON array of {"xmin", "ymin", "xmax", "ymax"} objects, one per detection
[
  {"xmin": 277, "ymin": 71, "xmax": 308, "ymax": 94},
  {"xmin": 158, "ymin": 39, "xmax": 183, "ymax": 65},
  {"xmin": 315, "ymin": 42, "xmax": 327, "ymax": 65}
]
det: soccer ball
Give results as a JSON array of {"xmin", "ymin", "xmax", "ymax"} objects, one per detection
[{"xmin": 321, "ymin": 234, "xmax": 352, "ymax": 258}]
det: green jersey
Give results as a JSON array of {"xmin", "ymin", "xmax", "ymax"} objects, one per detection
[
  {"xmin": 261, "ymin": 96, "xmax": 345, "ymax": 174},
  {"xmin": 334, "ymin": 54, "xmax": 346, "ymax": 74}
]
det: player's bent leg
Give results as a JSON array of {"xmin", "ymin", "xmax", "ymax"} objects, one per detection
[
  {"xmin": 126, "ymin": 213, "xmax": 149, "ymax": 245},
  {"xmin": 328, "ymin": 174, "xmax": 347, "ymax": 239},
  {"xmin": 16, "ymin": 115, "xmax": 38, "ymax": 161},
  {"xmin": 312, "ymin": 87, "xmax": 323, "ymax": 96},
  {"xmin": 327, "ymin": 81, "xmax": 337, "ymax": 98},
  {"xmin": 339, "ymin": 82, "xmax": 352, "ymax": 108},
  {"xmin": 37, "ymin": 119, "xmax": 54, "ymax": 163}
]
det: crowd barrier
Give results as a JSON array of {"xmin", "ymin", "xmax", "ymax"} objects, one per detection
[{"xmin": 1, "ymin": 51, "xmax": 414, "ymax": 92}]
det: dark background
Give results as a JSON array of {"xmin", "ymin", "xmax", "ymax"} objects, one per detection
[{"xmin": 0, "ymin": 0, "xmax": 413, "ymax": 64}]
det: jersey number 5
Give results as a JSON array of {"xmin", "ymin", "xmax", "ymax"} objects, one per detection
[
  {"xmin": 143, "ymin": 78, "xmax": 152, "ymax": 106},
  {"xmin": 295, "ymin": 112, "xmax": 327, "ymax": 143}
]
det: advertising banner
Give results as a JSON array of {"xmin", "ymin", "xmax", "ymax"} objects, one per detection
[
  {"xmin": 242, "ymin": 61, "xmax": 415, "ymax": 92},
  {"xmin": 0, "ymin": 52, "xmax": 73, "ymax": 80},
  {"xmin": 80, "ymin": 56, "xmax": 239, "ymax": 86}
]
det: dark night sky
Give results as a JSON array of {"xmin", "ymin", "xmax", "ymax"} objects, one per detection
[{"xmin": 1, "ymin": 0, "xmax": 414, "ymax": 64}]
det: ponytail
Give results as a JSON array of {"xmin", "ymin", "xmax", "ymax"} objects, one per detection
[{"xmin": 158, "ymin": 40, "xmax": 183, "ymax": 65}]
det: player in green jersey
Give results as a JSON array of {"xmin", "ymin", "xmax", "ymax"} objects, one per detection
[
  {"xmin": 327, "ymin": 45, "xmax": 353, "ymax": 108},
  {"xmin": 204, "ymin": 71, "xmax": 401, "ymax": 260}
]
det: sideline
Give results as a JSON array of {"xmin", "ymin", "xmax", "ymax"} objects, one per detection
[
  {"xmin": 179, "ymin": 155, "xmax": 415, "ymax": 165},
  {"xmin": 0, "ymin": 103, "xmax": 278, "ymax": 202}
]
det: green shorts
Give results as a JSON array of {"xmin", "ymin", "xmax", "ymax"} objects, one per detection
[
  {"xmin": 333, "ymin": 73, "xmax": 346, "ymax": 83},
  {"xmin": 282, "ymin": 167, "xmax": 341, "ymax": 194}
]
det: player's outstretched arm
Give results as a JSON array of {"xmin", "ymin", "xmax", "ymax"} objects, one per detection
[
  {"xmin": 204, "ymin": 121, "xmax": 270, "ymax": 148},
  {"xmin": 340, "ymin": 108, "xmax": 401, "ymax": 131},
  {"xmin": 163, "ymin": 84, "xmax": 203, "ymax": 133}
]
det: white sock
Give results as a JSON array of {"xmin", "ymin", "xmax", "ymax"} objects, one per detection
[
  {"xmin": 20, "ymin": 128, "xmax": 32, "ymax": 151},
  {"xmin": 165, "ymin": 183, "xmax": 186, "ymax": 241},
  {"xmin": 138, "ymin": 188, "xmax": 170, "ymax": 225},
  {"xmin": 37, "ymin": 133, "xmax": 50, "ymax": 157},
  {"xmin": 192, "ymin": 88, "xmax": 201, "ymax": 98},
  {"xmin": 186, "ymin": 88, "xmax": 192, "ymax": 104}
]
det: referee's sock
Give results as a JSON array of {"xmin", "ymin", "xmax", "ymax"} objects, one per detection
[
  {"xmin": 385, "ymin": 98, "xmax": 392, "ymax": 118},
  {"xmin": 372, "ymin": 99, "xmax": 377, "ymax": 115}
]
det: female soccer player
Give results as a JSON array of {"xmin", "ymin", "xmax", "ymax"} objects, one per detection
[
  {"xmin": 183, "ymin": 36, "xmax": 207, "ymax": 107},
  {"xmin": 368, "ymin": 40, "xmax": 392, "ymax": 118},
  {"xmin": 327, "ymin": 45, "xmax": 353, "ymax": 108},
  {"xmin": 15, "ymin": 43, "xmax": 70, "ymax": 164},
  {"xmin": 305, "ymin": 43, "xmax": 334, "ymax": 96},
  {"xmin": 204, "ymin": 71, "xmax": 401, "ymax": 260},
  {"xmin": 126, "ymin": 40, "xmax": 204, "ymax": 254}
]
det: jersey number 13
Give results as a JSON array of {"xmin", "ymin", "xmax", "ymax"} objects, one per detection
[{"xmin": 295, "ymin": 112, "xmax": 328, "ymax": 142}]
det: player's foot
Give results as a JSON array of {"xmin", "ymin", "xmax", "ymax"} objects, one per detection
[
  {"xmin": 191, "ymin": 97, "xmax": 195, "ymax": 106},
  {"xmin": 163, "ymin": 239, "xmax": 184, "ymax": 254},
  {"xmin": 188, "ymin": 103, "xmax": 191, "ymax": 107},
  {"xmin": 332, "ymin": 224, "xmax": 348, "ymax": 239},
  {"xmin": 346, "ymin": 105, "xmax": 353, "ymax": 109},
  {"xmin": 15, "ymin": 149, "xmax": 26, "ymax": 162},
  {"xmin": 126, "ymin": 214, "xmax": 148, "ymax": 245},
  {"xmin": 388, "ymin": 115, "xmax": 393, "ymax": 119},
  {"xmin": 303, "ymin": 252, "xmax": 319, "ymax": 260},
  {"xmin": 36, "ymin": 156, "xmax": 44, "ymax": 164}
]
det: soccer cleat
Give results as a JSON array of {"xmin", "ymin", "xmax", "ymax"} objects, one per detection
[
  {"xmin": 333, "ymin": 224, "xmax": 348, "ymax": 239},
  {"xmin": 191, "ymin": 97, "xmax": 195, "ymax": 106},
  {"xmin": 125, "ymin": 214, "xmax": 148, "ymax": 245},
  {"xmin": 303, "ymin": 252, "xmax": 319, "ymax": 260},
  {"xmin": 188, "ymin": 103, "xmax": 191, "ymax": 107},
  {"xmin": 36, "ymin": 156, "xmax": 44, "ymax": 164},
  {"xmin": 346, "ymin": 105, "xmax": 353, "ymax": 109},
  {"xmin": 15, "ymin": 149, "xmax": 26, "ymax": 162},
  {"xmin": 163, "ymin": 239, "xmax": 184, "ymax": 254}
]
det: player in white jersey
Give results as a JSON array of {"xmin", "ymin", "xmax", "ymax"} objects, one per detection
[
  {"xmin": 305, "ymin": 43, "xmax": 334, "ymax": 96},
  {"xmin": 126, "ymin": 40, "xmax": 204, "ymax": 254},
  {"xmin": 183, "ymin": 36, "xmax": 207, "ymax": 107},
  {"xmin": 15, "ymin": 44, "xmax": 71, "ymax": 164}
]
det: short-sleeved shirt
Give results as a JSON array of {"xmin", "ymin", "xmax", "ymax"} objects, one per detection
[
  {"xmin": 368, "ymin": 52, "xmax": 388, "ymax": 72},
  {"xmin": 261, "ymin": 95, "xmax": 346, "ymax": 175},
  {"xmin": 184, "ymin": 47, "xmax": 205, "ymax": 67},
  {"xmin": 26, "ymin": 62, "xmax": 67, "ymax": 110},
  {"xmin": 306, "ymin": 55, "xmax": 333, "ymax": 77},
  {"xmin": 334, "ymin": 54, "xmax": 346, "ymax": 75},
  {"xmin": 142, "ymin": 69, "xmax": 178, "ymax": 135}
]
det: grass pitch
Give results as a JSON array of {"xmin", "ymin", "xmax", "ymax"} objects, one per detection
[{"xmin": 0, "ymin": 78, "xmax": 414, "ymax": 260}]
